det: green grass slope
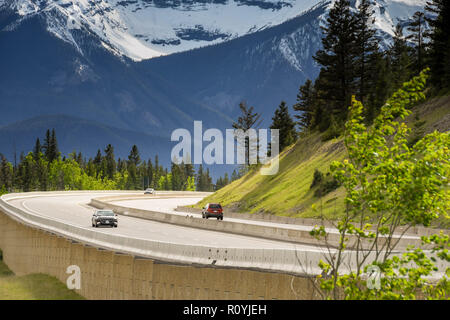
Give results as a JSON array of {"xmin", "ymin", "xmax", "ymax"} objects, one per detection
[
  {"xmin": 0, "ymin": 251, "xmax": 84, "ymax": 300},
  {"xmin": 198, "ymin": 95, "xmax": 450, "ymax": 219}
]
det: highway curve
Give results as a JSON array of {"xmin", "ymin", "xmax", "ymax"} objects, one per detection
[{"xmin": 5, "ymin": 191, "xmax": 319, "ymax": 250}]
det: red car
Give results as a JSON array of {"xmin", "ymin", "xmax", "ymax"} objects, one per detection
[{"xmin": 202, "ymin": 203, "xmax": 223, "ymax": 220}]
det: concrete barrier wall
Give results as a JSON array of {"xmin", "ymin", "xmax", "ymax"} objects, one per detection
[
  {"xmin": 177, "ymin": 206, "xmax": 446, "ymax": 237},
  {"xmin": 1, "ymin": 194, "xmax": 336, "ymax": 276},
  {"xmin": 91, "ymin": 198, "xmax": 424, "ymax": 250},
  {"xmin": 0, "ymin": 210, "xmax": 320, "ymax": 300}
]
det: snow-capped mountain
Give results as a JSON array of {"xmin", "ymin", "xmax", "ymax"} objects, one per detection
[
  {"xmin": 0, "ymin": 0, "xmax": 428, "ymax": 174},
  {"xmin": 0, "ymin": 0, "xmax": 426, "ymax": 61}
]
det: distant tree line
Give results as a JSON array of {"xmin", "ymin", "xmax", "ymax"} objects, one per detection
[{"xmin": 0, "ymin": 129, "xmax": 237, "ymax": 194}]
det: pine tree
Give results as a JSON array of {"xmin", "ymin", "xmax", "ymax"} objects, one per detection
[
  {"xmin": 354, "ymin": 0, "xmax": 379, "ymax": 104},
  {"xmin": 43, "ymin": 129, "xmax": 59, "ymax": 163},
  {"xmin": 147, "ymin": 159, "xmax": 154, "ymax": 188},
  {"xmin": 154, "ymin": 155, "xmax": 160, "ymax": 186},
  {"xmin": 407, "ymin": 11, "xmax": 426, "ymax": 75},
  {"xmin": 390, "ymin": 24, "xmax": 412, "ymax": 89},
  {"xmin": 183, "ymin": 154, "xmax": 195, "ymax": 178},
  {"xmin": 270, "ymin": 101, "xmax": 297, "ymax": 151},
  {"xmin": 93, "ymin": 149, "xmax": 102, "ymax": 177},
  {"xmin": 104, "ymin": 144, "xmax": 116, "ymax": 180},
  {"xmin": 117, "ymin": 158, "xmax": 126, "ymax": 173},
  {"xmin": 223, "ymin": 173, "xmax": 229, "ymax": 186},
  {"xmin": 86, "ymin": 159, "xmax": 96, "ymax": 177},
  {"xmin": 126, "ymin": 163, "xmax": 138, "ymax": 190},
  {"xmin": 232, "ymin": 101, "xmax": 262, "ymax": 167},
  {"xmin": 128, "ymin": 145, "xmax": 141, "ymax": 167},
  {"xmin": 0, "ymin": 154, "xmax": 13, "ymax": 192},
  {"xmin": 205, "ymin": 168, "xmax": 213, "ymax": 192},
  {"xmin": 50, "ymin": 129, "xmax": 60, "ymax": 162},
  {"xmin": 171, "ymin": 161, "xmax": 183, "ymax": 190},
  {"xmin": 231, "ymin": 169, "xmax": 239, "ymax": 181},
  {"xmin": 196, "ymin": 164, "xmax": 204, "ymax": 191},
  {"xmin": 76, "ymin": 152, "xmax": 84, "ymax": 168},
  {"xmin": 43, "ymin": 129, "xmax": 51, "ymax": 160},
  {"xmin": 126, "ymin": 145, "xmax": 142, "ymax": 189},
  {"xmin": 313, "ymin": 0, "xmax": 358, "ymax": 123},
  {"xmin": 366, "ymin": 52, "xmax": 392, "ymax": 121},
  {"xmin": 33, "ymin": 138, "xmax": 41, "ymax": 161},
  {"xmin": 426, "ymin": 0, "xmax": 450, "ymax": 89},
  {"xmin": 293, "ymin": 79, "xmax": 315, "ymax": 130}
]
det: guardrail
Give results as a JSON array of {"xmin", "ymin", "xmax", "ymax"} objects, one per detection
[
  {"xmin": 91, "ymin": 196, "xmax": 425, "ymax": 250},
  {"xmin": 1, "ymin": 192, "xmax": 447, "ymax": 280},
  {"xmin": 0, "ymin": 192, "xmax": 339, "ymax": 276},
  {"xmin": 177, "ymin": 206, "xmax": 446, "ymax": 236}
]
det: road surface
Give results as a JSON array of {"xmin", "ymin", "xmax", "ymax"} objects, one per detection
[{"xmin": 6, "ymin": 192, "xmax": 322, "ymax": 250}]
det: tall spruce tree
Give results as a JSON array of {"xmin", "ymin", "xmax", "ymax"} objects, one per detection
[
  {"xmin": 231, "ymin": 169, "xmax": 239, "ymax": 181},
  {"xmin": 127, "ymin": 145, "xmax": 141, "ymax": 189},
  {"xmin": 50, "ymin": 129, "xmax": 59, "ymax": 161},
  {"xmin": 147, "ymin": 159, "xmax": 154, "ymax": 188},
  {"xmin": 293, "ymin": 79, "xmax": 315, "ymax": 130},
  {"xmin": 153, "ymin": 155, "xmax": 160, "ymax": 186},
  {"xmin": 425, "ymin": 0, "xmax": 450, "ymax": 89},
  {"xmin": 390, "ymin": 23, "xmax": 412, "ymax": 89},
  {"xmin": 270, "ymin": 101, "xmax": 297, "ymax": 151},
  {"xmin": 313, "ymin": 0, "xmax": 358, "ymax": 123},
  {"xmin": 232, "ymin": 101, "xmax": 262, "ymax": 167},
  {"xmin": 93, "ymin": 149, "xmax": 102, "ymax": 177},
  {"xmin": 354, "ymin": 0, "xmax": 379, "ymax": 104},
  {"xmin": 171, "ymin": 161, "xmax": 183, "ymax": 190},
  {"xmin": 407, "ymin": 11, "xmax": 426, "ymax": 75},
  {"xmin": 0, "ymin": 154, "xmax": 13, "ymax": 192},
  {"xmin": 43, "ymin": 129, "xmax": 59, "ymax": 163},
  {"xmin": 33, "ymin": 138, "xmax": 41, "ymax": 161},
  {"xmin": 366, "ymin": 51, "xmax": 392, "ymax": 121},
  {"xmin": 128, "ymin": 145, "xmax": 141, "ymax": 167},
  {"xmin": 104, "ymin": 144, "xmax": 116, "ymax": 180},
  {"xmin": 205, "ymin": 168, "xmax": 213, "ymax": 192},
  {"xmin": 196, "ymin": 164, "xmax": 205, "ymax": 191}
]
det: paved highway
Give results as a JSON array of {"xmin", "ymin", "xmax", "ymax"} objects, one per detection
[
  {"xmin": 112, "ymin": 197, "xmax": 420, "ymax": 240},
  {"xmin": 5, "ymin": 192, "xmax": 320, "ymax": 250}
]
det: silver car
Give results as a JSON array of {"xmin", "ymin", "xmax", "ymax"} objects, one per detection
[
  {"xmin": 144, "ymin": 188, "xmax": 154, "ymax": 194},
  {"xmin": 92, "ymin": 210, "xmax": 118, "ymax": 228}
]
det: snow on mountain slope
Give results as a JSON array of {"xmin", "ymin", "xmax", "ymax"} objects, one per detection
[
  {"xmin": 370, "ymin": 0, "xmax": 428, "ymax": 37},
  {"xmin": 0, "ymin": 0, "xmax": 427, "ymax": 62},
  {"xmin": 1, "ymin": 0, "xmax": 163, "ymax": 60},
  {"xmin": 109, "ymin": 0, "xmax": 321, "ymax": 55}
]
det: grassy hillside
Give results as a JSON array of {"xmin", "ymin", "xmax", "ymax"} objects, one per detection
[
  {"xmin": 198, "ymin": 95, "xmax": 450, "ymax": 220},
  {"xmin": 0, "ymin": 251, "xmax": 84, "ymax": 300}
]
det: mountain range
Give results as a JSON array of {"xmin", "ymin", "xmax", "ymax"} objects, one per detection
[{"xmin": 0, "ymin": 0, "xmax": 427, "ymax": 175}]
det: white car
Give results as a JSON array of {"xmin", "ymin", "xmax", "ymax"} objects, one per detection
[{"xmin": 144, "ymin": 188, "xmax": 154, "ymax": 194}]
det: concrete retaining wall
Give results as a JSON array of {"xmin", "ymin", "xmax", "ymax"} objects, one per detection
[
  {"xmin": 0, "ymin": 194, "xmax": 335, "ymax": 276},
  {"xmin": 0, "ymin": 210, "xmax": 319, "ymax": 300}
]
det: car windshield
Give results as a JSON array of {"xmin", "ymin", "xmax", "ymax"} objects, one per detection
[
  {"xmin": 97, "ymin": 211, "xmax": 114, "ymax": 216},
  {"xmin": 209, "ymin": 204, "xmax": 222, "ymax": 209}
]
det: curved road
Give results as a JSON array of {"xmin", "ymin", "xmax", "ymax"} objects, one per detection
[
  {"xmin": 112, "ymin": 198, "xmax": 420, "ymax": 240},
  {"xmin": 6, "ymin": 192, "xmax": 320, "ymax": 250}
]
